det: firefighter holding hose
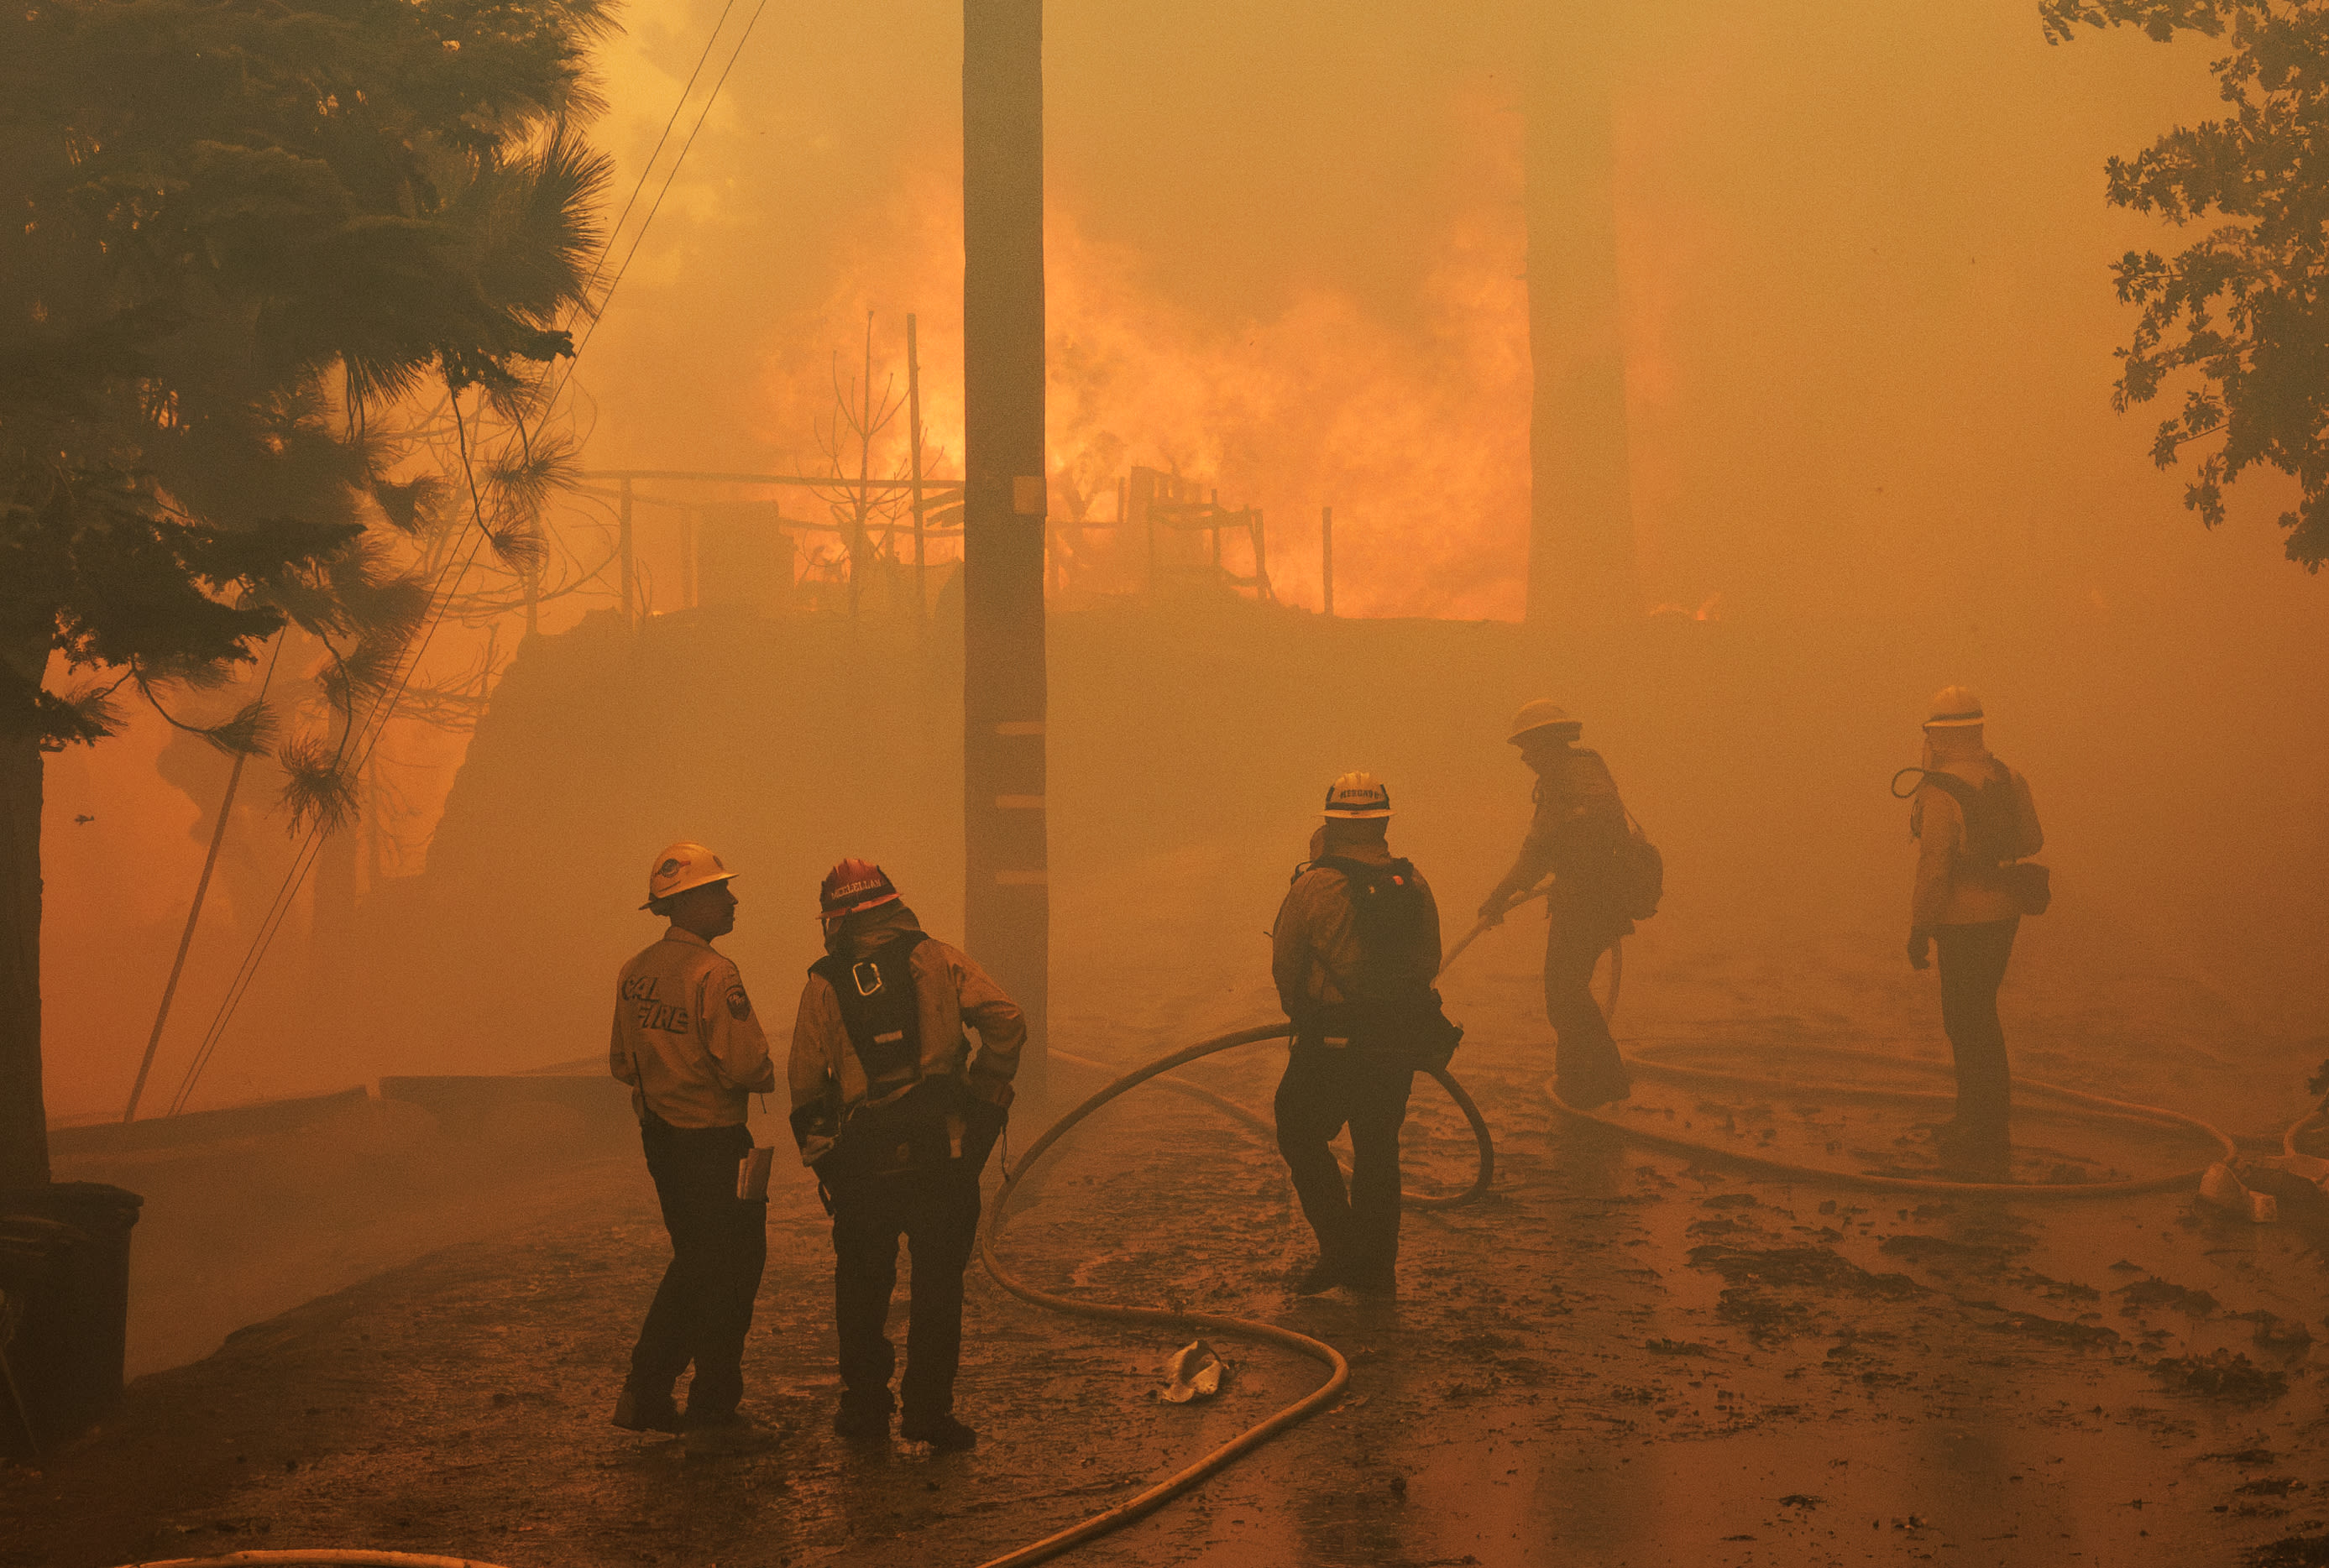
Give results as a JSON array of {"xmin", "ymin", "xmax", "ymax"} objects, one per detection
[
  {"xmin": 610, "ymin": 842, "xmax": 777, "ymax": 1440},
  {"xmin": 1480, "ymin": 700, "xmax": 1637, "ymax": 1110},
  {"xmin": 1273, "ymin": 773, "xmax": 1454, "ymax": 1297},
  {"xmin": 787, "ymin": 860, "xmax": 1021, "ymax": 1451}
]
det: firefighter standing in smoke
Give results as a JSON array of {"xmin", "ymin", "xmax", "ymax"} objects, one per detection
[
  {"xmin": 1905, "ymin": 686, "xmax": 2044, "ymax": 1178},
  {"xmin": 1480, "ymin": 700, "xmax": 1636, "ymax": 1109},
  {"xmin": 609, "ymin": 842, "xmax": 776, "ymax": 1437},
  {"xmin": 1272, "ymin": 773, "xmax": 1452, "ymax": 1296},
  {"xmin": 788, "ymin": 860, "xmax": 1021, "ymax": 1451}
]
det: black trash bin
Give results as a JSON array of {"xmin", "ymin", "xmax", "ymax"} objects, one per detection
[{"xmin": 0, "ymin": 1182, "xmax": 143, "ymax": 1457}]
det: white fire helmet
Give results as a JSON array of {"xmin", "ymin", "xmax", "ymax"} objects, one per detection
[
  {"xmin": 1506, "ymin": 698, "xmax": 1583, "ymax": 746},
  {"xmin": 641, "ymin": 841, "xmax": 736, "ymax": 910},
  {"xmin": 1322, "ymin": 771, "xmax": 1393, "ymax": 820},
  {"xmin": 1923, "ymin": 686, "xmax": 1986, "ymax": 729}
]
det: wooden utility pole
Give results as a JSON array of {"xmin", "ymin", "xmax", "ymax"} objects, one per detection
[
  {"xmin": 1525, "ymin": 0, "xmax": 1636, "ymax": 628},
  {"xmin": 962, "ymin": 0, "xmax": 1047, "ymax": 1109},
  {"xmin": 618, "ymin": 477, "xmax": 636, "ymax": 625},
  {"xmin": 907, "ymin": 313, "xmax": 929, "ymax": 620},
  {"xmin": 1321, "ymin": 505, "xmax": 1334, "ymax": 618}
]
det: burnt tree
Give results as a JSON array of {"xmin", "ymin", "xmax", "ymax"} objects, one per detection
[{"xmin": 1525, "ymin": 0, "xmax": 1639, "ymax": 629}]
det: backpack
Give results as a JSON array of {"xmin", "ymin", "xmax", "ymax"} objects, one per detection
[
  {"xmin": 1613, "ymin": 814, "xmax": 1663, "ymax": 923},
  {"xmin": 1309, "ymin": 856, "xmax": 1465, "ymax": 1071},
  {"xmin": 1907, "ymin": 763, "xmax": 2051, "ymax": 915},
  {"xmin": 800, "ymin": 933, "xmax": 976, "ymax": 1179},
  {"xmin": 1913, "ymin": 766, "xmax": 2021, "ymax": 866}
]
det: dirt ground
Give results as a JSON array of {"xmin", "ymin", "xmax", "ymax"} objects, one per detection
[{"xmin": 8, "ymin": 853, "xmax": 2326, "ymax": 1568}]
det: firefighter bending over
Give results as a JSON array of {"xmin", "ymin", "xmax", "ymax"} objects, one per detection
[
  {"xmin": 788, "ymin": 860, "xmax": 1021, "ymax": 1451},
  {"xmin": 1905, "ymin": 687, "xmax": 2044, "ymax": 1179},
  {"xmin": 1273, "ymin": 773, "xmax": 1456, "ymax": 1297},
  {"xmin": 1481, "ymin": 700, "xmax": 1636, "ymax": 1110},
  {"xmin": 610, "ymin": 842, "xmax": 777, "ymax": 1439}
]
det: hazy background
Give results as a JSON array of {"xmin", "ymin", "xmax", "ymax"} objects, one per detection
[{"xmin": 39, "ymin": 1, "xmax": 2327, "ymax": 1128}]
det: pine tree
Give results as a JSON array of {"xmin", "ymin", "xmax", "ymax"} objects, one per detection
[{"xmin": 0, "ymin": 0, "xmax": 615, "ymax": 1184}]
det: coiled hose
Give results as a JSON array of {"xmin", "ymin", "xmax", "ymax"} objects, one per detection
[
  {"xmin": 1546, "ymin": 1040, "xmax": 2237, "ymax": 1197},
  {"xmin": 971, "ymin": 1023, "xmax": 1491, "ymax": 1568}
]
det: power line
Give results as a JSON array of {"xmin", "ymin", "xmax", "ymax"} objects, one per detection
[
  {"xmin": 168, "ymin": 522, "xmax": 498, "ymax": 1116},
  {"xmin": 121, "ymin": 630, "xmax": 287, "ymax": 1122},
  {"xmin": 574, "ymin": 0, "xmax": 745, "ymax": 316},
  {"xmin": 161, "ymin": 6, "xmax": 772, "ymax": 1113},
  {"xmin": 547, "ymin": 0, "xmax": 774, "ymax": 403}
]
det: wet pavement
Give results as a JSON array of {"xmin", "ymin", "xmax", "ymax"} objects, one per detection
[{"xmin": 6, "ymin": 868, "xmax": 2325, "ymax": 1567}]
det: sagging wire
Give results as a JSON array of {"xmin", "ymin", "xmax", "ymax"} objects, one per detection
[
  {"xmin": 164, "ymin": 530, "xmax": 495, "ymax": 1116},
  {"xmin": 167, "ymin": 397, "xmax": 508, "ymax": 1115},
  {"xmin": 541, "ymin": 0, "xmax": 774, "ymax": 410},
  {"xmin": 122, "ymin": 630, "xmax": 290, "ymax": 1123},
  {"xmin": 155, "ymin": 2, "xmax": 775, "ymax": 1115}
]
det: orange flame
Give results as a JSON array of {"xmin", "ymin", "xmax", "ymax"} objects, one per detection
[{"xmin": 751, "ymin": 123, "xmax": 1531, "ymax": 619}]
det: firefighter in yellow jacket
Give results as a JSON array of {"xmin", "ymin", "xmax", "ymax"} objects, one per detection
[
  {"xmin": 609, "ymin": 842, "xmax": 776, "ymax": 1437},
  {"xmin": 1905, "ymin": 687, "xmax": 2044, "ymax": 1177},
  {"xmin": 1273, "ymin": 773, "xmax": 1448, "ymax": 1296},
  {"xmin": 1480, "ymin": 700, "xmax": 1636, "ymax": 1109},
  {"xmin": 788, "ymin": 860, "xmax": 1023, "ymax": 1451}
]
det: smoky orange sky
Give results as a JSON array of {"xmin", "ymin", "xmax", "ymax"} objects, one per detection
[{"xmin": 39, "ymin": 1, "xmax": 2329, "ymax": 1120}]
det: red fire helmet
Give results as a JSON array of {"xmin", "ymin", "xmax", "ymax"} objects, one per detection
[{"xmin": 819, "ymin": 858, "xmax": 901, "ymax": 921}]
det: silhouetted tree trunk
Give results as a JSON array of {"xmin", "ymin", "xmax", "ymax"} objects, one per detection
[
  {"xmin": 0, "ymin": 619, "xmax": 50, "ymax": 1188},
  {"xmin": 1526, "ymin": 0, "xmax": 1638, "ymax": 629},
  {"xmin": 961, "ymin": 0, "xmax": 1048, "ymax": 1109}
]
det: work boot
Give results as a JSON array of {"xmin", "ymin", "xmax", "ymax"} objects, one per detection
[
  {"xmin": 1934, "ymin": 1121, "xmax": 2010, "ymax": 1182},
  {"xmin": 832, "ymin": 1402, "xmax": 892, "ymax": 1442},
  {"xmin": 611, "ymin": 1386, "xmax": 686, "ymax": 1435},
  {"xmin": 684, "ymin": 1412, "xmax": 775, "ymax": 1455},
  {"xmin": 1346, "ymin": 1267, "xmax": 1397, "ymax": 1299},
  {"xmin": 1294, "ymin": 1255, "xmax": 1348, "ymax": 1295},
  {"xmin": 1556, "ymin": 1071, "xmax": 1631, "ymax": 1111},
  {"xmin": 902, "ymin": 1413, "xmax": 977, "ymax": 1452}
]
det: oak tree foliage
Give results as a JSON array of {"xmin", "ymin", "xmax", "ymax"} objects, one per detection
[{"xmin": 2044, "ymin": 0, "xmax": 2329, "ymax": 567}]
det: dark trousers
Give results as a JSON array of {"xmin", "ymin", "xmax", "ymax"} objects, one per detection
[
  {"xmin": 830, "ymin": 1163, "xmax": 982, "ymax": 1421},
  {"xmin": 1936, "ymin": 918, "xmax": 2018, "ymax": 1143},
  {"xmin": 628, "ymin": 1116, "xmax": 766, "ymax": 1419},
  {"xmin": 1274, "ymin": 1049, "xmax": 1416, "ymax": 1277},
  {"xmin": 1546, "ymin": 900, "xmax": 1630, "ymax": 1104}
]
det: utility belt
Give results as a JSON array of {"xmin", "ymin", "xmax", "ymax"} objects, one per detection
[
  {"xmin": 814, "ymin": 1074, "xmax": 1005, "ymax": 1185},
  {"xmin": 1294, "ymin": 990, "xmax": 1463, "ymax": 1074}
]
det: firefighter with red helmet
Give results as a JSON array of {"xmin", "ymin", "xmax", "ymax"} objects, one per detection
[
  {"xmin": 787, "ymin": 860, "xmax": 1023, "ymax": 1450},
  {"xmin": 610, "ymin": 842, "xmax": 777, "ymax": 1439}
]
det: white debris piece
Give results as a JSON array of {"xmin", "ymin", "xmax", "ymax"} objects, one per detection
[{"xmin": 1159, "ymin": 1339, "xmax": 1227, "ymax": 1403}]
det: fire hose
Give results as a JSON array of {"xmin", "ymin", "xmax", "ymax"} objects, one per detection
[
  {"xmin": 1447, "ymin": 880, "xmax": 2234, "ymax": 1194},
  {"xmin": 970, "ymin": 1024, "xmax": 1492, "ymax": 1568},
  {"xmin": 114, "ymin": 1554, "xmax": 510, "ymax": 1567},
  {"xmin": 111, "ymin": 902, "xmax": 2287, "ymax": 1568},
  {"xmin": 1545, "ymin": 1041, "xmax": 2237, "ymax": 1197}
]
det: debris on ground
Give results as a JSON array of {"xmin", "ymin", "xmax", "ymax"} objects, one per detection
[
  {"xmin": 2152, "ymin": 1351, "xmax": 2290, "ymax": 1406},
  {"xmin": 1158, "ymin": 1340, "xmax": 1226, "ymax": 1403}
]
